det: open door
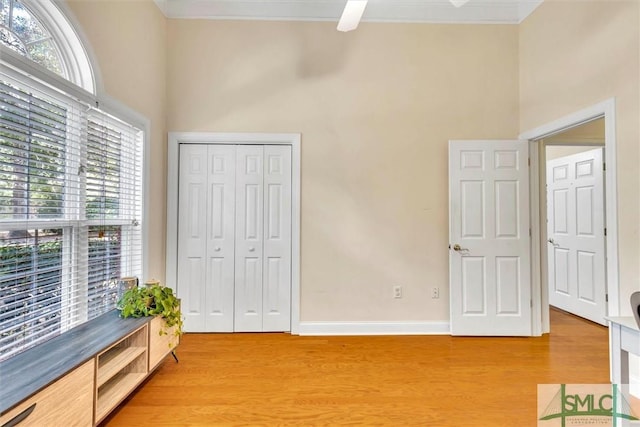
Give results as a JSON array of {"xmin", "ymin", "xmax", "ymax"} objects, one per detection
[
  {"xmin": 449, "ymin": 140, "xmax": 531, "ymax": 336},
  {"xmin": 546, "ymin": 147, "xmax": 606, "ymax": 325}
]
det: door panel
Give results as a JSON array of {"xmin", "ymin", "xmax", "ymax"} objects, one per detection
[
  {"xmin": 205, "ymin": 145, "xmax": 236, "ymax": 331},
  {"xmin": 576, "ymin": 187, "xmax": 594, "ymax": 234},
  {"xmin": 177, "ymin": 145, "xmax": 208, "ymax": 332},
  {"xmin": 577, "ymin": 251, "xmax": 595, "ymax": 301},
  {"xmin": 262, "ymin": 145, "xmax": 292, "ymax": 331},
  {"xmin": 461, "ymin": 181, "xmax": 484, "ymax": 237},
  {"xmin": 461, "ymin": 257, "xmax": 485, "ymax": 314},
  {"xmin": 449, "ymin": 140, "xmax": 531, "ymax": 336},
  {"xmin": 496, "ymin": 256, "xmax": 520, "ymax": 314},
  {"xmin": 495, "ymin": 181, "xmax": 518, "ymax": 237},
  {"xmin": 186, "ymin": 257, "xmax": 204, "ymax": 320},
  {"xmin": 209, "ymin": 257, "xmax": 225, "ymax": 313},
  {"xmin": 234, "ymin": 146, "xmax": 264, "ymax": 332},
  {"xmin": 242, "ymin": 257, "xmax": 261, "ymax": 313},
  {"xmin": 552, "ymin": 188, "xmax": 569, "ymax": 233},
  {"xmin": 546, "ymin": 148, "xmax": 606, "ymax": 325},
  {"xmin": 553, "ymin": 248, "xmax": 570, "ymax": 294}
]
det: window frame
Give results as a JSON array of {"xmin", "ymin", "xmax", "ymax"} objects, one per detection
[{"xmin": 0, "ymin": 0, "xmax": 149, "ymax": 360}]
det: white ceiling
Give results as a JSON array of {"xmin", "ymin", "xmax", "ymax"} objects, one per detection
[{"xmin": 153, "ymin": 0, "xmax": 544, "ymax": 24}]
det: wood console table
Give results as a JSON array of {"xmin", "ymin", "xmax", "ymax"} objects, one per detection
[
  {"xmin": 606, "ymin": 316, "xmax": 640, "ymax": 384},
  {"xmin": 0, "ymin": 310, "xmax": 178, "ymax": 426}
]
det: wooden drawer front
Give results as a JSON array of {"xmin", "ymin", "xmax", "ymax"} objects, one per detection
[
  {"xmin": 0, "ymin": 359, "xmax": 94, "ymax": 427},
  {"xmin": 149, "ymin": 316, "xmax": 179, "ymax": 370}
]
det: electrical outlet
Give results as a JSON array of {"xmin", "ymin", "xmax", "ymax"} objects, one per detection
[
  {"xmin": 393, "ymin": 285, "xmax": 402, "ymax": 299},
  {"xmin": 432, "ymin": 287, "xmax": 440, "ymax": 299}
]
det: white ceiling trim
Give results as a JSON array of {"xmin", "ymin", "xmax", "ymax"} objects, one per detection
[{"xmin": 153, "ymin": 0, "xmax": 544, "ymax": 25}]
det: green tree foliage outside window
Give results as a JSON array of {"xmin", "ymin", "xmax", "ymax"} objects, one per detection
[{"xmin": 0, "ymin": 0, "xmax": 64, "ymax": 77}]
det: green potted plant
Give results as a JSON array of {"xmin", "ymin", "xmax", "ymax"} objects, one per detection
[{"xmin": 118, "ymin": 284, "xmax": 183, "ymax": 342}]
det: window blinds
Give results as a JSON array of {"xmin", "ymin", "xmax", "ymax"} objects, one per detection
[{"xmin": 0, "ymin": 66, "xmax": 143, "ymax": 362}]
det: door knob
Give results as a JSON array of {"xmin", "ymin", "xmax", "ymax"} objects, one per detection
[
  {"xmin": 548, "ymin": 238, "xmax": 559, "ymax": 247},
  {"xmin": 214, "ymin": 247, "xmax": 221, "ymax": 252},
  {"xmin": 451, "ymin": 244, "xmax": 469, "ymax": 253},
  {"xmin": 249, "ymin": 247, "xmax": 255, "ymax": 252}
]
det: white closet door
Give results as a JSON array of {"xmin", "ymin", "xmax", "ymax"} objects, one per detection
[
  {"xmin": 263, "ymin": 145, "xmax": 292, "ymax": 331},
  {"xmin": 234, "ymin": 146, "xmax": 265, "ymax": 332},
  {"xmin": 178, "ymin": 144, "xmax": 292, "ymax": 333},
  {"xmin": 177, "ymin": 145, "xmax": 208, "ymax": 332},
  {"xmin": 206, "ymin": 145, "xmax": 236, "ymax": 331}
]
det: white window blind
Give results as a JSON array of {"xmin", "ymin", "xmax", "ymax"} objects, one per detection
[{"xmin": 0, "ymin": 65, "xmax": 143, "ymax": 362}]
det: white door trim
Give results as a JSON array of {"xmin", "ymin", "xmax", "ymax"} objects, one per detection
[
  {"xmin": 520, "ymin": 98, "xmax": 618, "ymax": 335},
  {"xmin": 166, "ymin": 132, "xmax": 302, "ymax": 334}
]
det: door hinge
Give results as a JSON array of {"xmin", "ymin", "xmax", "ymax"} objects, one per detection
[
  {"xmin": 528, "ymin": 157, "xmax": 531, "ymax": 167},
  {"xmin": 603, "ymin": 162, "xmax": 606, "ymax": 171},
  {"xmin": 606, "ymin": 294, "xmax": 609, "ymax": 302},
  {"xmin": 529, "ymin": 228, "xmax": 531, "ymax": 237},
  {"xmin": 604, "ymin": 228, "xmax": 607, "ymax": 236},
  {"xmin": 530, "ymin": 300, "xmax": 533, "ymax": 308}
]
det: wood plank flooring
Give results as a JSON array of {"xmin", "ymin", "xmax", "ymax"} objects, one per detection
[{"xmin": 101, "ymin": 309, "xmax": 609, "ymax": 426}]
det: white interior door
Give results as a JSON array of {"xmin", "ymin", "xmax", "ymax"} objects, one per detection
[
  {"xmin": 546, "ymin": 148, "xmax": 606, "ymax": 325},
  {"xmin": 178, "ymin": 144, "xmax": 292, "ymax": 333},
  {"xmin": 449, "ymin": 140, "xmax": 531, "ymax": 336}
]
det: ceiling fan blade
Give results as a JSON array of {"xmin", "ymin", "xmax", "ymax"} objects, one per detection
[
  {"xmin": 449, "ymin": 0, "xmax": 470, "ymax": 7},
  {"xmin": 337, "ymin": 0, "xmax": 368, "ymax": 32}
]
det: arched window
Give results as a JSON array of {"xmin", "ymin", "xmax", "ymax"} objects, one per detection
[
  {"xmin": 0, "ymin": 0, "xmax": 95, "ymax": 93},
  {"xmin": 0, "ymin": 0, "xmax": 144, "ymax": 361}
]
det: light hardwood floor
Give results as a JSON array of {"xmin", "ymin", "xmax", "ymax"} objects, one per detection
[{"xmin": 101, "ymin": 309, "xmax": 609, "ymax": 426}]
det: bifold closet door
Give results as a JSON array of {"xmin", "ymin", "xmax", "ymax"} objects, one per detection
[
  {"xmin": 262, "ymin": 145, "xmax": 292, "ymax": 332},
  {"xmin": 178, "ymin": 144, "xmax": 236, "ymax": 332},
  {"xmin": 234, "ymin": 145, "xmax": 292, "ymax": 332},
  {"xmin": 178, "ymin": 144, "xmax": 292, "ymax": 333}
]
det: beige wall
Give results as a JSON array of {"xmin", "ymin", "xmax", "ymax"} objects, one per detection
[
  {"xmin": 519, "ymin": 0, "xmax": 640, "ymax": 315},
  {"xmin": 546, "ymin": 145, "xmax": 602, "ymax": 161},
  {"xmin": 545, "ymin": 118, "xmax": 605, "ymax": 160},
  {"xmin": 63, "ymin": 0, "xmax": 639, "ymax": 323},
  {"xmin": 167, "ymin": 21, "xmax": 520, "ymax": 321},
  {"xmin": 544, "ymin": 118, "xmax": 605, "ymax": 144},
  {"xmin": 66, "ymin": 0, "xmax": 168, "ymax": 282}
]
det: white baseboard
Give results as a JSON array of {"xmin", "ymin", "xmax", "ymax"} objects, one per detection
[{"xmin": 298, "ymin": 321, "xmax": 450, "ymax": 336}]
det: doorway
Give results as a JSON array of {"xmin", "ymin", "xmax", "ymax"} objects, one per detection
[
  {"xmin": 165, "ymin": 132, "xmax": 302, "ymax": 334},
  {"xmin": 543, "ymin": 118, "xmax": 606, "ymax": 326},
  {"xmin": 520, "ymin": 99, "xmax": 619, "ymax": 335}
]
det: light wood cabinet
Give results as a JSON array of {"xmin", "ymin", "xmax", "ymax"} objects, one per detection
[
  {"xmin": 95, "ymin": 324, "xmax": 148, "ymax": 424},
  {"xmin": 149, "ymin": 316, "xmax": 179, "ymax": 370},
  {"xmin": 0, "ymin": 312, "xmax": 177, "ymax": 427},
  {"xmin": 0, "ymin": 359, "xmax": 94, "ymax": 427}
]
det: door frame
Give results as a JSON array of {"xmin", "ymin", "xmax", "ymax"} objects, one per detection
[
  {"xmin": 166, "ymin": 132, "xmax": 302, "ymax": 333},
  {"xmin": 520, "ymin": 98, "xmax": 618, "ymax": 335}
]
